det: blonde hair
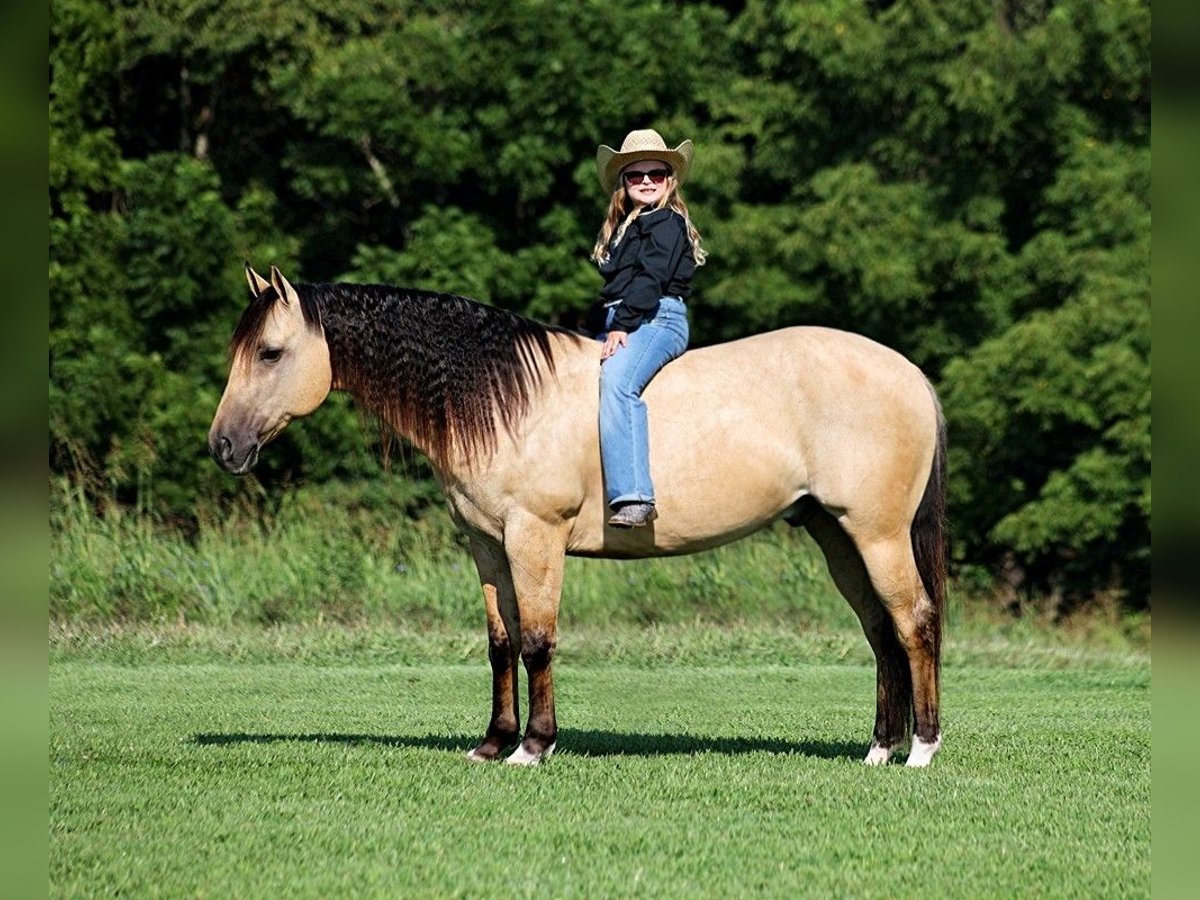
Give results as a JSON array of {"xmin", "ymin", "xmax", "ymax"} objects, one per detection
[{"xmin": 590, "ymin": 175, "xmax": 707, "ymax": 267}]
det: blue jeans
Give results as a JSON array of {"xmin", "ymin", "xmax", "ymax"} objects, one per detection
[{"xmin": 597, "ymin": 297, "xmax": 689, "ymax": 507}]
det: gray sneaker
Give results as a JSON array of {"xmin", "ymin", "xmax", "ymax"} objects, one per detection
[{"xmin": 608, "ymin": 502, "xmax": 658, "ymax": 528}]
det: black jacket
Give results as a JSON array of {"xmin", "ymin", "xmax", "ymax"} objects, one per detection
[{"xmin": 588, "ymin": 207, "xmax": 695, "ymax": 333}]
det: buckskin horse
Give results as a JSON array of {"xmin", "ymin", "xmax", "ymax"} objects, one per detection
[{"xmin": 209, "ymin": 265, "xmax": 946, "ymax": 767}]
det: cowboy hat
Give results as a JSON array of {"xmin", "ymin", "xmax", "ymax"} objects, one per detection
[{"xmin": 596, "ymin": 129, "xmax": 694, "ymax": 193}]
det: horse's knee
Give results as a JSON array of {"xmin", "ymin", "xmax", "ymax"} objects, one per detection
[
  {"xmin": 520, "ymin": 626, "xmax": 555, "ymax": 670},
  {"xmin": 488, "ymin": 633, "xmax": 515, "ymax": 671}
]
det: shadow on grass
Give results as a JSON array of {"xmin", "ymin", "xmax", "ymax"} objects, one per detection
[{"xmin": 191, "ymin": 730, "xmax": 861, "ymax": 761}]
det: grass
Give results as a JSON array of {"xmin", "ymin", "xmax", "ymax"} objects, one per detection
[
  {"xmin": 49, "ymin": 479, "xmax": 1152, "ymax": 655},
  {"xmin": 49, "ymin": 480, "xmax": 1151, "ymax": 894},
  {"xmin": 50, "ymin": 628, "xmax": 1150, "ymax": 898},
  {"xmin": 51, "ymin": 478, "xmax": 845, "ymax": 628}
]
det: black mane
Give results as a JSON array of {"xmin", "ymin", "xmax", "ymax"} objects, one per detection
[{"xmin": 232, "ymin": 282, "xmax": 579, "ymax": 468}]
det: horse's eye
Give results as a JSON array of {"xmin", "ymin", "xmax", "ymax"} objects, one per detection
[{"xmin": 258, "ymin": 347, "xmax": 284, "ymax": 363}]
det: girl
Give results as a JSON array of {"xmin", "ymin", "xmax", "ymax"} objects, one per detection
[{"xmin": 588, "ymin": 129, "xmax": 706, "ymax": 528}]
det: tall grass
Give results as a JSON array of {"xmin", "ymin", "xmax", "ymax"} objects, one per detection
[
  {"xmin": 49, "ymin": 478, "xmax": 1150, "ymax": 653},
  {"xmin": 50, "ymin": 479, "xmax": 848, "ymax": 630}
]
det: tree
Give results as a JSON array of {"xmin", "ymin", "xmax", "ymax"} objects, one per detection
[
  {"xmin": 49, "ymin": 0, "xmax": 1151, "ymax": 607},
  {"xmin": 942, "ymin": 137, "xmax": 1150, "ymax": 607}
]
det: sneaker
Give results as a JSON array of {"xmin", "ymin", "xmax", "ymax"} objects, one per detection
[{"xmin": 608, "ymin": 502, "xmax": 658, "ymax": 528}]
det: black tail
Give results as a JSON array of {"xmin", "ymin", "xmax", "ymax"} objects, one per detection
[{"xmin": 910, "ymin": 386, "xmax": 947, "ymax": 664}]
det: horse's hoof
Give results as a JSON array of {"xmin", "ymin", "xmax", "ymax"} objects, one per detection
[
  {"xmin": 905, "ymin": 734, "xmax": 941, "ymax": 768},
  {"xmin": 466, "ymin": 733, "xmax": 518, "ymax": 762},
  {"xmin": 864, "ymin": 742, "xmax": 893, "ymax": 766},
  {"xmin": 505, "ymin": 741, "xmax": 556, "ymax": 767}
]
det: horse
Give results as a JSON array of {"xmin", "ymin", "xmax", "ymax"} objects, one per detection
[{"xmin": 209, "ymin": 264, "xmax": 947, "ymax": 768}]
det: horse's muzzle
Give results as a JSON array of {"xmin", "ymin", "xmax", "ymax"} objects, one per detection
[{"xmin": 209, "ymin": 433, "xmax": 259, "ymax": 475}]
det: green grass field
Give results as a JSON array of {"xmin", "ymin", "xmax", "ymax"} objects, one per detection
[
  {"xmin": 50, "ymin": 627, "xmax": 1150, "ymax": 898},
  {"xmin": 49, "ymin": 484, "xmax": 1151, "ymax": 896}
]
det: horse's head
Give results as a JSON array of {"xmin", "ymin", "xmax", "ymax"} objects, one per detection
[{"xmin": 208, "ymin": 265, "xmax": 332, "ymax": 474}]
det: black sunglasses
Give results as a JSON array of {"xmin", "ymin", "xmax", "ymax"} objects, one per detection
[{"xmin": 622, "ymin": 167, "xmax": 672, "ymax": 185}]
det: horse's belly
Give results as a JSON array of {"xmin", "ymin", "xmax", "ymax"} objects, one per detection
[
  {"xmin": 565, "ymin": 434, "xmax": 805, "ymax": 557},
  {"xmin": 565, "ymin": 510, "xmax": 792, "ymax": 559}
]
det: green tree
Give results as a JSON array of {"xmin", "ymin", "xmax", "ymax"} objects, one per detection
[
  {"xmin": 942, "ymin": 137, "xmax": 1150, "ymax": 605},
  {"xmin": 49, "ymin": 0, "xmax": 1150, "ymax": 607}
]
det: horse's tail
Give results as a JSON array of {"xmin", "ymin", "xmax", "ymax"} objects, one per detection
[{"xmin": 911, "ymin": 384, "xmax": 947, "ymax": 666}]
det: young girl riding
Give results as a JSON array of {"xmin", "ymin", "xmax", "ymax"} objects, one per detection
[{"xmin": 587, "ymin": 129, "xmax": 706, "ymax": 528}]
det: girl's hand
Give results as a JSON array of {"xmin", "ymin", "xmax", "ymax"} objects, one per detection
[{"xmin": 601, "ymin": 330, "xmax": 628, "ymax": 360}]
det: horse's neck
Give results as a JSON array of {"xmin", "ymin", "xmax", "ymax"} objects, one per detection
[
  {"xmin": 322, "ymin": 300, "xmax": 430, "ymax": 451},
  {"xmin": 323, "ymin": 296, "xmax": 587, "ymax": 473}
]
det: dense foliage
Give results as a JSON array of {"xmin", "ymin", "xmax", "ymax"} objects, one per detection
[{"xmin": 49, "ymin": 0, "xmax": 1150, "ymax": 609}]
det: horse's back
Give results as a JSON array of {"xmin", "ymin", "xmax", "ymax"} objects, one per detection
[{"xmin": 659, "ymin": 326, "xmax": 927, "ymax": 399}]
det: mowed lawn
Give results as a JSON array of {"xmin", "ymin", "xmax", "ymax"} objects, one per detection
[{"xmin": 50, "ymin": 632, "xmax": 1150, "ymax": 898}]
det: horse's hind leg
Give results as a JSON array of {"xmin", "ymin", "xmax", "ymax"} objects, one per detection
[
  {"xmin": 465, "ymin": 536, "xmax": 521, "ymax": 762},
  {"xmin": 803, "ymin": 509, "xmax": 912, "ymax": 764},
  {"xmin": 856, "ymin": 535, "xmax": 942, "ymax": 767}
]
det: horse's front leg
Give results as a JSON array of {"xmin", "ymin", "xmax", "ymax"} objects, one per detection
[
  {"xmin": 466, "ymin": 536, "xmax": 521, "ymax": 762},
  {"xmin": 502, "ymin": 518, "xmax": 568, "ymax": 767}
]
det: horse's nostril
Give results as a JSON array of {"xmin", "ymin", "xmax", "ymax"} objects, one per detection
[{"xmin": 210, "ymin": 434, "xmax": 233, "ymax": 463}]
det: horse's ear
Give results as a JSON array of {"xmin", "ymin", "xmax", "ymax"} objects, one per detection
[
  {"xmin": 269, "ymin": 265, "xmax": 298, "ymax": 308},
  {"xmin": 245, "ymin": 263, "xmax": 271, "ymax": 298}
]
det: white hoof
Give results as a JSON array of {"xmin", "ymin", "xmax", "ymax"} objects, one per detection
[
  {"xmin": 905, "ymin": 734, "xmax": 941, "ymax": 768},
  {"xmin": 864, "ymin": 742, "xmax": 893, "ymax": 766},
  {"xmin": 465, "ymin": 748, "xmax": 490, "ymax": 763},
  {"xmin": 505, "ymin": 741, "xmax": 555, "ymax": 767}
]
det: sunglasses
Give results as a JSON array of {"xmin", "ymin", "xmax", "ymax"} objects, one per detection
[{"xmin": 622, "ymin": 167, "xmax": 672, "ymax": 185}]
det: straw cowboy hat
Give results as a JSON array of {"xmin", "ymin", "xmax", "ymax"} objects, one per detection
[{"xmin": 596, "ymin": 129, "xmax": 694, "ymax": 193}]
